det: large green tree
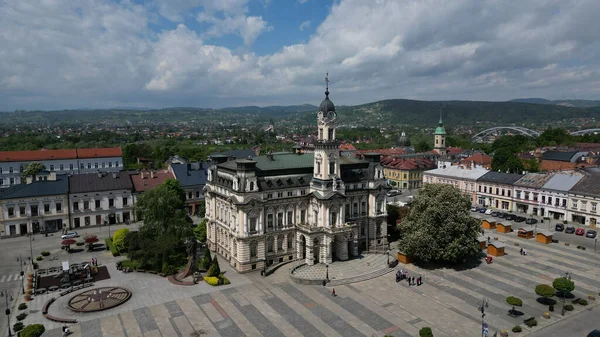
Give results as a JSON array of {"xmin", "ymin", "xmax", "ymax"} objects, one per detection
[
  {"xmin": 553, "ymin": 277, "xmax": 575, "ymax": 297},
  {"xmin": 397, "ymin": 184, "xmax": 482, "ymax": 263},
  {"xmin": 131, "ymin": 182, "xmax": 193, "ymax": 272},
  {"xmin": 22, "ymin": 162, "xmax": 46, "ymax": 178},
  {"xmin": 491, "ymin": 148, "xmax": 524, "ymax": 174}
]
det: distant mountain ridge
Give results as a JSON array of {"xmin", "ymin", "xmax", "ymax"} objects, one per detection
[
  {"xmin": 509, "ymin": 98, "xmax": 600, "ymax": 108},
  {"xmin": 218, "ymin": 104, "xmax": 317, "ymax": 116}
]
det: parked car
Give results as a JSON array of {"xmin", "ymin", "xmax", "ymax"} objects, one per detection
[
  {"xmin": 588, "ymin": 329, "xmax": 600, "ymax": 337},
  {"xmin": 479, "ymin": 208, "xmax": 487, "ymax": 213},
  {"xmin": 586, "ymin": 230, "xmax": 597, "ymax": 238},
  {"xmin": 505, "ymin": 214, "xmax": 515, "ymax": 221},
  {"xmin": 61, "ymin": 232, "xmax": 79, "ymax": 239},
  {"xmin": 525, "ymin": 218, "xmax": 538, "ymax": 225},
  {"xmin": 555, "ymin": 223, "xmax": 565, "ymax": 231},
  {"xmin": 386, "ymin": 190, "xmax": 400, "ymax": 197},
  {"xmin": 514, "ymin": 216, "xmax": 526, "ymax": 223},
  {"xmin": 471, "ymin": 207, "xmax": 479, "ymax": 212},
  {"xmin": 497, "ymin": 212, "xmax": 506, "ymax": 219},
  {"xmin": 490, "ymin": 211, "xmax": 499, "ymax": 217},
  {"xmin": 565, "ymin": 226, "xmax": 576, "ymax": 234},
  {"xmin": 485, "ymin": 209, "xmax": 492, "ymax": 215},
  {"xmin": 575, "ymin": 227, "xmax": 585, "ymax": 236}
]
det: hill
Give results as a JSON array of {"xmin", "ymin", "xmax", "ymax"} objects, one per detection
[
  {"xmin": 510, "ymin": 98, "xmax": 600, "ymax": 108},
  {"xmin": 218, "ymin": 104, "xmax": 317, "ymax": 116}
]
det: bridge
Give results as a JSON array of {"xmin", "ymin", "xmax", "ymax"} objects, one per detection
[{"xmin": 472, "ymin": 127, "xmax": 600, "ymax": 142}]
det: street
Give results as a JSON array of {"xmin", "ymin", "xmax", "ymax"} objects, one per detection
[
  {"xmin": 528, "ymin": 305, "xmax": 599, "ymax": 337},
  {"xmin": 0, "ymin": 223, "xmax": 134, "ymax": 337}
]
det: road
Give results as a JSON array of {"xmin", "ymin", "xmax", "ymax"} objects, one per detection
[
  {"xmin": 528, "ymin": 305, "xmax": 599, "ymax": 337},
  {"xmin": 0, "ymin": 223, "xmax": 135, "ymax": 337},
  {"xmin": 472, "ymin": 212, "xmax": 599, "ymax": 253}
]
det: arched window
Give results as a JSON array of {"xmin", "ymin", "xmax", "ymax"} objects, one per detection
[
  {"xmin": 249, "ymin": 181, "xmax": 254, "ymax": 191},
  {"xmin": 287, "ymin": 235, "xmax": 293, "ymax": 249},
  {"xmin": 277, "ymin": 234, "xmax": 284, "ymax": 251},
  {"xmin": 267, "ymin": 236, "xmax": 274, "ymax": 253},
  {"xmin": 250, "ymin": 241, "xmax": 258, "ymax": 258}
]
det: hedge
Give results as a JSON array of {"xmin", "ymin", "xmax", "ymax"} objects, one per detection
[
  {"xmin": 13, "ymin": 322, "xmax": 24, "ymax": 332},
  {"xmin": 105, "ymin": 238, "xmax": 120, "ymax": 257},
  {"xmin": 40, "ymin": 251, "xmax": 50, "ymax": 257},
  {"xmin": 16, "ymin": 313, "xmax": 27, "ymax": 321},
  {"xmin": 512, "ymin": 325, "xmax": 522, "ymax": 333},
  {"xmin": 20, "ymin": 324, "xmax": 45, "ymax": 337},
  {"xmin": 204, "ymin": 275, "xmax": 230, "ymax": 286},
  {"xmin": 35, "ymin": 256, "xmax": 43, "ymax": 261},
  {"xmin": 18, "ymin": 303, "xmax": 27, "ymax": 310}
]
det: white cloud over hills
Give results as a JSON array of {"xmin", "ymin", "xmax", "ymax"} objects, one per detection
[{"xmin": 1, "ymin": 0, "xmax": 600, "ymax": 110}]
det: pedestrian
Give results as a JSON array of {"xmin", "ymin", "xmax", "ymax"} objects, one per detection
[
  {"xmin": 412, "ymin": 276, "xmax": 415, "ymax": 286},
  {"xmin": 523, "ymin": 248, "xmax": 527, "ymax": 256},
  {"xmin": 519, "ymin": 248, "xmax": 523, "ymax": 255},
  {"xmin": 331, "ymin": 288, "xmax": 336, "ymax": 297},
  {"xmin": 487, "ymin": 236, "xmax": 490, "ymax": 243}
]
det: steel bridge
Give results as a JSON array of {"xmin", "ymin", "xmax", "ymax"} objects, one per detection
[
  {"xmin": 570, "ymin": 128, "xmax": 600, "ymax": 136},
  {"xmin": 472, "ymin": 127, "xmax": 600, "ymax": 142}
]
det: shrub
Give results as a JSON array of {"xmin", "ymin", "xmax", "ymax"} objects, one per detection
[
  {"xmin": 204, "ymin": 276, "xmax": 220, "ymax": 286},
  {"xmin": 16, "ymin": 313, "xmax": 28, "ymax": 321},
  {"xmin": 19, "ymin": 324, "xmax": 45, "ymax": 337},
  {"xmin": 161, "ymin": 263, "xmax": 178, "ymax": 276},
  {"xmin": 577, "ymin": 299, "xmax": 588, "ymax": 306},
  {"xmin": 76, "ymin": 241, "xmax": 85, "ymax": 246},
  {"xmin": 535, "ymin": 284, "xmax": 556, "ymax": 299},
  {"xmin": 113, "ymin": 228, "xmax": 131, "ymax": 252},
  {"xmin": 13, "ymin": 322, "xmax": 24, "ymax": 332},
  {"xmin": 512, "ymin": 325, "xmax": 522, "ymax": 333},
  {"xmin": 121, "ymin": 260, "xmax": 142, "ymax": 270},
  {"xmin": 18, "ymin": 303, "xmax": 27, "ymax": 310},
  {"xmin": 35, "ymin": 256, "xmax": 43, "ymax": 261},
  {"xmin": 207, "ymin": 256, "xmax": 221, "ymax": 277},
  {"xmin": 32, "ymin": 262, "xmax": 38, "ymax": 269},
  {"xmin": 419, "ymin": 327, "xmax": 433, "ymax": 337},
  {"xmin": 200, "ymin": 248, "xmax": 212, "ymax": 270},
  {"xmin": 221, "ymin": 275, "xmax": 230, "ymax": 285},
  {"xmin": 524, "ymin": 318, "xmax": 538, "ymax": 327},
  {"xmin": 564, "ymin": 304, "xmax": 574, "ymax": 311},
  {"xmin": 40, "ymin": 251, "xmax": 50, "ymax": 257},
  {"xmin": 105, "ymin": 238, "xmax": 120, "ymax": 257},
  {"xmin": 506, "ymin": 296, "xmax": 523, "ymax": 311}
]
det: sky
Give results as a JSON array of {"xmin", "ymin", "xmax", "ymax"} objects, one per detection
[{"xmin": 2, "ymin": 0, "xmax": 600, "ymax": 111}]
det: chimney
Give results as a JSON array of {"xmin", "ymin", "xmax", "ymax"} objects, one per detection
[
  {"xmin": 266, "ymin": 152, "xmax": 274, "ymax": 161},
  {"xmin": 141, "ymin": 171, "xmax": 145, "ymax": 180},
  {"xmin": 26, "ymin": 176, "xmax": 33, "ymax": 184},
  {"xmin": 112, "ymin": 172, "xmax": 117, "ymax": 179},
  {"xmin": 151, "ymin": 171, "xmax": 155, "ymax": 179},
  {"xmin": 98, "ymin": 172, "xmax": 103, "ymax": 178}
]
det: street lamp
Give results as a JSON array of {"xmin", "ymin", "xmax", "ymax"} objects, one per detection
[
  {"xmin": 325, "ymin": 263, "xmax": 329, "ymax": 283},
  {"xmin": 1, "ymin": 289, "xmax": 14, "ymax": 337},
  {"xmin": 26, "ymin": 233, "xmax": 34, "ymax": 264},
  {"xmin": 561, "ymin": 271, "xmax": 572, "ymax": 316},
  {"xmin": 387, "ymin": 250, "xmax": 390, "ymax": 265},
  {"xmin": 478, "ymin": 297, "xmax": 489, "ymax": 337},
  {"xmin": 16, "ymin": 255, "xmax": 24, "ymax": 294}
]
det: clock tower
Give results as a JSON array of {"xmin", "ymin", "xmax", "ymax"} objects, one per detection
[{"xmin": 312, "ymin": 73, "xmax": 340, "ymax": 191}]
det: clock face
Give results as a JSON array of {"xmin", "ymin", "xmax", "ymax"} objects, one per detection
[{"xmin": 327, "ymin": 111, "xmax": 337, "ymax": 121}]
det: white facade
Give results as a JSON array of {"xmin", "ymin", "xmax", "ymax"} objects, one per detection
[
  {"xmin": 1, "ymin": 195, "xmax": 68, "ymax": 236},
  {"xmin": 69, "ymin": 190, "xmax": 132, "ymax": 228}
]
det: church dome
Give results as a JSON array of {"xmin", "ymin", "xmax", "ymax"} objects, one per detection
[
  {"xmin": 319, "ymin": 91, "xmax": 335, "ymax": 113},
  {"xmin": 398, "ymin": 131, "xmax": 411, "ymax": 146}
]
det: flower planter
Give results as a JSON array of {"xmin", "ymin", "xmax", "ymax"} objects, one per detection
[
  {"xmin": 564, "ymin": 242, "xmax": 570, "ymax": 246},
  {"xmin": 543, "ymin": 312, "xmax": 550, "ymax": 319},
  {"xmin": 588, "ymin": 295, "xmax": 596, "ymax": 301},
  {"xmin": 23, "ymin": 295, "xmax": 31, "ymax": 302},
  {"xmin": 514, "ymin": 242, "xmax": 519, "ymax": 246}
]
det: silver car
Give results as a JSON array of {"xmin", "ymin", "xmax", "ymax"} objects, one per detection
[{"xmin": 61, "ymin": 232, "xmax": 78, "ymax": 239}]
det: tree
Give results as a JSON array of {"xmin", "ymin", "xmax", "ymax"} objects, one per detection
[
  {"xmin": 419, "ymin": 327, "xmax": 433, "ymax": 337},
  {"xmin": 491, "ymin": 148, "xmax": 524, "ymax": 173},
  {"xmin": 414, "ymin": 139, "xmax": 432, "ymax": 153},
  {"xmin": 207, "ymin": 256, "xmax": 221, "ymax": 277},
  {"xmin": 506, "ymin": 296, "xmax": 523, "ymax": 313},
  {"xmin": 553, "ymin": 277, "xmax": 575, "ymax": 297},
  {"xmin": 201, "ymin": 246, "xmax": 212, "ymax": 270},
  {"xmin": 535, "ymin": 284, "xmax": 556, "ymax": 300},
  {"xmin": 113, "ymin": 228, "xmax": 131, "ymax": 252},
  {"xmin": 164, "ymin": 178, "xmax": 187, "ymax": 204},
  {"xmin": 397, "ymin": 184, "xmax": 482, "ymax": 263},
  {"xmin": 20, "ymin": 324, "xmax": 45, "ymax": 337},
  {"xmin": 22, "ymin": 162, "xmax": 46, "ymax": 178},
  {"xmin": 194, "ymin": 219, "xmax": 207, "ymax": 242}
]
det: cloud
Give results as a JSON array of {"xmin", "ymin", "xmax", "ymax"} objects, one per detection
[
  {"xmin": 299, "ymin": 20, "xmax": 311, "ymax": 31},
  {"xmin": 2, "ymin": 0, "xmax": 600, "ymax": 110},
  {"xmin": 298, "ymin": 0, "xmax": 309, "ymax": 4}
]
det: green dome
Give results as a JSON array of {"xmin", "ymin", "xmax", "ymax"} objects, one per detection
[{"xmin": 434, "ymin": 125, "xmax": 446, "ymax": 135}]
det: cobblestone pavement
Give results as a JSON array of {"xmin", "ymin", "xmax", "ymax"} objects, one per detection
[{"xmin": 33, "ymin": 233, "xmax": 600, "ymax": 337}]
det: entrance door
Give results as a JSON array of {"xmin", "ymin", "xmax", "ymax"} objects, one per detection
[
  {"xmin": 9, "ymin": 225, "xmax": 16, "ymax": 236},
  {"xmin": 300, "ymin": 236, "xmax": 306, "ymax": 259},
  {"xmin": 313, "ymin": 238, "xmax": 320, "ymax": 264},
  {"xmin": 109, "ymin": 213, "xmax": 116, "ymax": 225},
  {"xmin": 590, "ymin": 218, "xmax": 597, "ymax": 228},
  {"xmin": 32, "ymin": 221, "xmax": 40, "ymax": 233},
  {"xmin": 19, "ymin": 223, "xmax": 28, "ymax": 235}
]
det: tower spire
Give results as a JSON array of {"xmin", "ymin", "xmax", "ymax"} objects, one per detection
[
  {"xmin": 439, "ymin": 106, "xmax": 443, "ymax": 125},
  {"xmin": 325, "ymin": 72, "xmax": 329, "ymax": 98}
]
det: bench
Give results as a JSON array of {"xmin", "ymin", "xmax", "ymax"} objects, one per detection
[
  {"xmin": 42, "ymin": 297, "xmax": 56, "ymax": 315},
  {"xmin": 44, "ymin": 314, "xmax": 78, "ymax": 324}
]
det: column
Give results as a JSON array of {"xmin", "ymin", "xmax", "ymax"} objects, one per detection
[{"xmin": 334, "ymin": 235, "xmax": 348, "ymax": 261}]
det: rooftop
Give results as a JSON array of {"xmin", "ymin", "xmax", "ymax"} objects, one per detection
[
  {"xmin": 209, "ymin": 148, "xmax": 256, "ymax": 160},
  {"xmin": 513, "ymin": 173, "xmax": 552, "ymax": 188},
  {"xmin": 69, "ymin": 172, "xmax": 133, "ymax": 194},
  {"xmin": 0, "ymin": 148, "xmax": 122, "ymax": 163},
  {"xmin": 424, "ymin": 165, "xmax": 489, "ymax": 180},
  {"xmin": 478, "ymin": 171, "xmax": 524, "ymax": 185},
  {"xmin": 0, "ymin": 176, "xmax": 69, "ymax": 200},
  {"xmin": 569, "ymin": 167, "xmax": 600, "ymax": 196},
  {"xmin": 541, "ymin": 150, "xmax": 578, "ymax": 162},
  {"xmin": 130, "ymin": 170, "xmax": 174, "ymax": 192},
  {"xmin": 170, "ymin": 163, "xmax": 208, "ymax": 187},
  {"xmin": 542, "ymin": 172, "xmax": 584, "ymax": 192},
  {"xmin": 76, "ymin": 148, "xmax": 122, "ymax": 159}
]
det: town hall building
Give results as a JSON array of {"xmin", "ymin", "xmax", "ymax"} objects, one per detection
[{"xmin": 205, "ymin": 76, "xmax": 389, "ymax": 273}]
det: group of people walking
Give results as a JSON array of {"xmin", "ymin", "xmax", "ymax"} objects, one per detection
[{"xmin": 396, "ymin": 269, "xmax": 422, "ymax": 286}]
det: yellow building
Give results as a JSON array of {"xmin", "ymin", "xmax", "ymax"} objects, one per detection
[{"xmin": 382, "ymin": 158, "xmax": 436, "ymax": 189}]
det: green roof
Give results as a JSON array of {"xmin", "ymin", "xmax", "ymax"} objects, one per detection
[
  {"xmin": 218, "ymin": 151, "xmax": 367, "ymax": 171},
  {"xmin": 434, "ymin": 126, "xmax": 446, "ymax": 135}
]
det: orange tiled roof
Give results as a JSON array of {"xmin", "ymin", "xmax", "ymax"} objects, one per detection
[
  {"xmin": 381, "ymin": 157, "xmax": 436, "ymax": 171},
  {"xmin": 76, "ymin": 148, "xmax": 122, "ymax": 159},
  {"xmin": 462, "ymin": 153, "xmax": 492, "ymax": 166},
  {"xmin": 340, "ymin": 143, "xmax": 357, "ymax": 151},
  {"xmin": 0, "ymin": 149, "xmax": 77, "ymax": 162},
  {"xmin": 130, "ymin": 170, "xmax": 174, "ymax": 192},
  {"xmin": 539, "ymin": 160, "xmax": 595, "ymax": 172},
  {"xmin": 356, "ymin": 148, "xmax": 407, "ymax": 157}
]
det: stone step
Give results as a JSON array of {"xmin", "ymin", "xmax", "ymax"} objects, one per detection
[{"xmin": 328, "ymin": 267, "xmax": 394, "ymax": 286}]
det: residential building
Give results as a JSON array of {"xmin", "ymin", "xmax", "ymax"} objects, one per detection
[
  {"xmin": 423, "ymin": 165, "xmax": 489, "ymax": 204},
  {"xmin": 204, "ymin": 82, "xmax": 388, "ymax": 273},
  {"xmin": 476, "ymin": 172, "xmax": 524, "ymax": 211},
  {"xmin": 169, "ymin": 162, "xmax": 208, "ymax": 215},
  {"xmin": 130, "ymin": 169, "xmax": 175, "ymax": 207},
  {"xmin": 460, "ymin": 152, "xmax": 492, "ymax": 169},
  {"xmin": 513, "ymin": 173, "xmax": 552, "ymax": 216},
  {"xmin": 0, "ymin": 172, "xmax": 68, "ymax": 236},
  {"xmin": 68, "ymin": 172, "xmax": 133, "ymax": 228},
  {"xmin": 539, "ymin": 172, "xmax": 584, "ymax": 221},
  {"xmin": 382, "ymin": 157, "xmax": 436, "ymax": 189},
  {"xmin": 566, "ymin": 167, "xmax": 600, "ymax": 226},
  {"xmin": 0, "ymin": 147, "xmax": 122, "ymax": 188}
]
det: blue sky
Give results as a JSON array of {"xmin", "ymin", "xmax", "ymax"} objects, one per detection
[{"xmin": 1, "ymin": 0, "xmax": 600, "ymax": 110}]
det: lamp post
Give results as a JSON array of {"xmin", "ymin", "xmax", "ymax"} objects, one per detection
[
  {"xmin": 325, "ymin": 263, "xmax": 329, "ymax": 283},
  {"xmin": 1, "ymin": 289, "xmax": 13, "ymax": 337},
  {"xmin": 595, "ymin": 238, "xmax": 597, "ymax": 252},
  {"xmin": 26, "ymin": 233, "xmax": 34, "ymax": 264},
  {"xmin": 387, "ymin": 250, "xmax": 390, "ymax": 265},
  {"xmin": 16, "ymin": 255, "xmax": 24, "ymax": 294},
  {"xmin": 561, "ymin": 271, "xmax": 572, "ymax": 316},
  {"xmin": 478, "ymin": 297, "xmax": 489, "ymax": 337}
]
